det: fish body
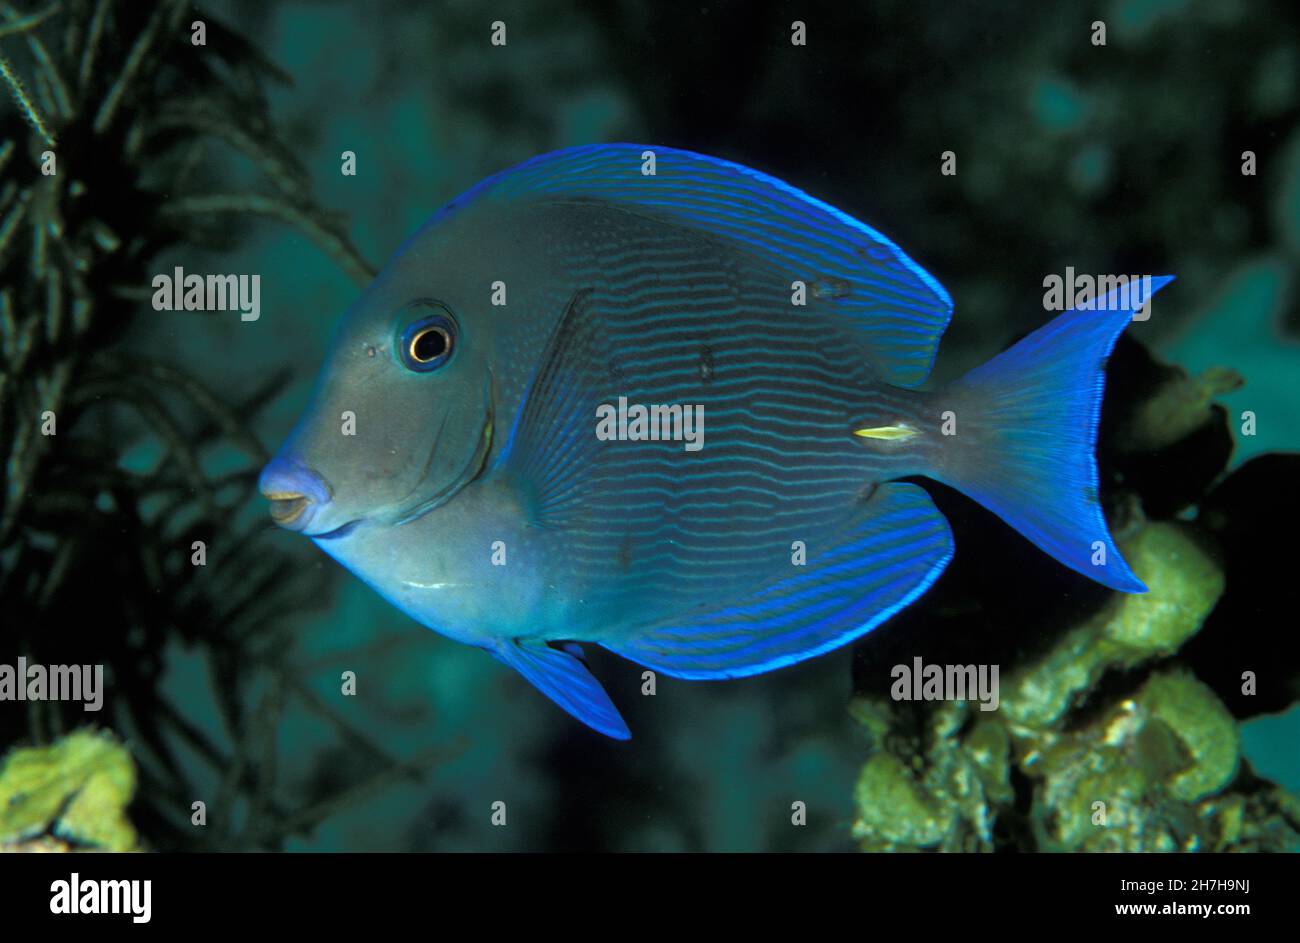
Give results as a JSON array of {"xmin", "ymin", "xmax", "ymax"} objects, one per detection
[{"xmin": 260, "ymin": 144, "xmax": 1171, "ymax": 739}]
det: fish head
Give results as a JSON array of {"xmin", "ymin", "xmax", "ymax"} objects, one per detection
[{"xmin": 259, "ymin": 241, "xmax": 499, "ymax": 543}]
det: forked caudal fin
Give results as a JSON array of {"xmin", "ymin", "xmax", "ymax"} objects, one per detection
[{"xmin": 931, "ymin": 276, "xmax": 1175, "ymax": 593}]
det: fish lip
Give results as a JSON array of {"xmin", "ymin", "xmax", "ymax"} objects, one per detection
[
  {"xmin": 268, "ymin": 495, "xmax": 310, "ymax": 525},
  {"xmin": 309, "ymin": 519, "xmax": 362, "ymax": 540},
  {"xmin": 259, "ymin": 457, "xmax": 333, "ymax": 504},
  {"xmin": 260, "ymin": 457, "xmax": 333, "ymax": 532}
]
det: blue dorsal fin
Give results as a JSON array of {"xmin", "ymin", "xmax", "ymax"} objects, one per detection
[
  {"xmin": 601, "ymin": 482, "xmax": 954, "ymax": 679},
  {"xmin": 492, "ymin": 639, "xmax": 631, "ymax": 740},
  {"xmin": 460, "ymin": 143, "xmax": 952, "ymax": 387},
  {"xmin": 497, "ymin": 287, "xmax": 607, "ymax": 526}
]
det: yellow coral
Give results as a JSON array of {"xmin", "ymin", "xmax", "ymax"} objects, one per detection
[{"xmin": 0, "ymin": 729, "xmax": 139, "ymax": 852}]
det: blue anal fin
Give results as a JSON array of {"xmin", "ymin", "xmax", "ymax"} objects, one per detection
[
  {"xmin": 603, "ymin": 481, "xmax": 954, "ymax": 679},
  {"xmin": 491, "ymin": 639, "xmax": 631, "ymax": 740}
]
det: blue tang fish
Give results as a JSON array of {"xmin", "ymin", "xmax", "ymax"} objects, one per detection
[{"xmin": 260, "ymin": 144, "xmax": 1171, "ymax": 739}]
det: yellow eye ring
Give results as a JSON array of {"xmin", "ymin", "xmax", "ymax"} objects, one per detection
[
  {"xmin": 399, "ymin": 311, "xmax": 456, "ymax": 372},
  {"xmin": 408, "ymin": 325, "xmax": 450, "ymax": 363}
]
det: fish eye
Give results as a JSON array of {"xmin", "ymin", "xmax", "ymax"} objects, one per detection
[{"xmin": 398, "ymin": 308, "xmax": 456, "ymax": 372}]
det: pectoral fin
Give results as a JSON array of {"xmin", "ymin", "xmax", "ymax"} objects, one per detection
[
  {"xmin": 496, "ymin": 287, "xmax": 609, "ymax": 528},
  {"xmin": 491, "ymin": 638, "xmax": 631, "ymax": 740}
]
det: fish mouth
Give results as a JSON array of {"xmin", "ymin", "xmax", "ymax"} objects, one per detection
[
  {"xmin": 393, "ymin": 373, "xmax": 495, "ymax": 527},
  {"xmin": 309, "ymin": 519, "xmax": 362, "ymax": 540},
  {"xmin": 260, "ymin": 457, "xmax": 333, "ymax": 532},
  {"xmin": 266, "ymin": 493, "xmax": 310, "ymax": 525}
]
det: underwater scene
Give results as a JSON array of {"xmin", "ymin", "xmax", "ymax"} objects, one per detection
[{"xmin": 1, "ymin": 0, "xmax": 1298, "ymax": 861}]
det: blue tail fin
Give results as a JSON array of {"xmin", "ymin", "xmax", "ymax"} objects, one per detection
[{"xmin": 934, "ymin": 276, "xmax": 1174, "ymax": 593}]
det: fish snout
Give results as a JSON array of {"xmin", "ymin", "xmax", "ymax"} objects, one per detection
[{"xmin": 259, "ymin": 457, "xmax": 332, "ymax": 532}]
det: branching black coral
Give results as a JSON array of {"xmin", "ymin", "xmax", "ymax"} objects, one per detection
[{"xmin": 0, "ymin": 0, "xmax": 435, "ymax": 852}]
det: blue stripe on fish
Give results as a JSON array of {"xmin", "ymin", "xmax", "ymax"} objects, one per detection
[
  {"xmin": 268, "ymin": 142, "xmax": 1171, "ymax": 740},
  {"xmin": 445, "ymin": 143, "xmax": 953, "ymax": 387},
  {"xmin": 603, "ymin": 482, "xmax": 953, "ymax": 678}
]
